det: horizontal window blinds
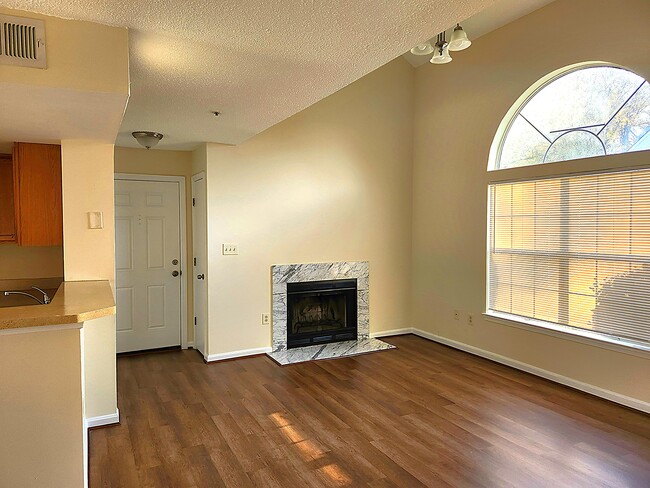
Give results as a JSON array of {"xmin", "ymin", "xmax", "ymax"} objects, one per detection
[{"xmin": 488, "ymin": 168, "xmax": 650, "ymax": 347}]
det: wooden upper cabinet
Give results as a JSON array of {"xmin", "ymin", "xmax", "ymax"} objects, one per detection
[
  {"xmin": 0, "ymin": 154, "xmax": 17, "ymax": 242},
  {"xmin": 13, "ymin": 143, "xmax": 63, "ymax": 246}
]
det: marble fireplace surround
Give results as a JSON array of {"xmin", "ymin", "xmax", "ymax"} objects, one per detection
[{"xmin": 271, "ymin": 261, "xmax": 369, "ymax": 352}]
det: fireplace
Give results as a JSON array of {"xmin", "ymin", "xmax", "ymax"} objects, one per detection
[{"xmin": 286, "ymin": 279, "xmax": 357, "ymax": 348}]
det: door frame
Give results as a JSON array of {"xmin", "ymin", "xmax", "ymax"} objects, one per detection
[
  {"xmin": 114, "ymin": 173, "xmax": 189, "ymax": 349},
  {"xmin": 191, "ymin": 171, "xmax": 207, "ymax": 355}
]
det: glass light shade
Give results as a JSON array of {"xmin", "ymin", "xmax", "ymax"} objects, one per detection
[
  {"xmin": 410, "ymin": 43, "xmax": 434, "ymax": 55},
  {"xmin": 132, "ymin": 131, "xmax": 163, "ymax": 149},
  {"xmin": 449, "ymin": 25, "xmax": 471, "ymax": 51},
  {"xmin": 430, "ymin": 46, "xmax": 452, "ymax": 64}
]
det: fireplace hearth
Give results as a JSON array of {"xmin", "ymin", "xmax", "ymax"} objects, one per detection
[{"xmin": 287, "ymin": 279, "xmax": 357, "ymax": 348}]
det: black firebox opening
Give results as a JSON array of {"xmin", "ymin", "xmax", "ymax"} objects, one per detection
[{"xmin": 287, "ymin": 279, "xmax": 357, "ymax": 349}]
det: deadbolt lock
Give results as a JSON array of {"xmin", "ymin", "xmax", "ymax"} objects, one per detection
[{"xmin": 172, "ymin": 259, "xmax": 179, "ymax": 265}]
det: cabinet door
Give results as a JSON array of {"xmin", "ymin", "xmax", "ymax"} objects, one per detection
[
  {"xmin": 14, "ymin": 143, "xmax": 63, "ymax": 246},
  {"xmin": 0, "ymin": 155, "xmax": 17, "ymax": 242}
]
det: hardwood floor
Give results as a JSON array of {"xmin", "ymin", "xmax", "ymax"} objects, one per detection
[{"xmin": 89, "ymin": 335, "xmax": 650, "ymax": 487}]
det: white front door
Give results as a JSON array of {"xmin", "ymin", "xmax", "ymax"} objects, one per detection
[
  {"xmin": 115, "ymin": 179, "xmax": 182, "ymax": 353},
  {"xmin": 192, "ymin": 173, "xmax": 207, "ymax": 356}
]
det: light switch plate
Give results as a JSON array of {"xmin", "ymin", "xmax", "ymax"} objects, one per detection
[
  {"xmin": 88, "ymin": 211, "xmax": 104, "ymax": 229},
  {"xmin": 222, "ymin": 243, "xmax": 239, "ymax": 255}
]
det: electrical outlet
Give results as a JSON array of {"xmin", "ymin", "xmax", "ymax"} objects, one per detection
[
  {"xmin": 261, "ymin": 313, "xmax": 270, "ymax": 326},
  {"xmin": 454, "ymin": 310, "xmax": 460, "ymax": 320},
  {"xmin": 468, "ymin": 313, "xmax": 474, "ymax": 325},
  {"xmin": 222, "ymin": 243, "xmax": 239, "ymax": 255}
]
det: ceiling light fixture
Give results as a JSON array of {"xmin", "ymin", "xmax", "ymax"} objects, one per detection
[
  {"xmin": 132, "ymin": 131, "xmax": 163, "ymax": 149},
  {"xmin": 411, "ymin": 23, "xmax": 471, "ymax": 65}
]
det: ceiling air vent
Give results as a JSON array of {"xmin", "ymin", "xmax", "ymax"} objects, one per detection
[{"xmin": 0, "ymin": 15, "xmax": 46, "ymax": 69}]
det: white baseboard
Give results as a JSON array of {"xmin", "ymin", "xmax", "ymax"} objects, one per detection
[
  {"xmin": 370, "ymin": 328, "xmax": 414, "ymax": 338},
  {"xmin": 185, "ymin": 341, "xmax": 194, "ymax": 349},
  {"xmin": 85, "ymin": 409, "xmax": 120, "ymax": 429},
  {"xmin": 206, "ymin": 347, "xmax": 272, "ymax": 362},
  {"xmin": 411, "ymin": 328, "xmax": 650, "ymax": 414}
]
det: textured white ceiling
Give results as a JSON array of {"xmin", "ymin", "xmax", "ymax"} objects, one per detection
[{"xmin": 5, "ymin": 0, "xmax": 500, "ymax": 149}]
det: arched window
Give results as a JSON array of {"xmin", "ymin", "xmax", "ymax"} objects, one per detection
[
  {"xmin": 487, "ymin": 64, "xmax": 650, "ymax": 351},
  {"xmin": 492, "ymin": 65, "xmax": 650, "ymax": 170}
]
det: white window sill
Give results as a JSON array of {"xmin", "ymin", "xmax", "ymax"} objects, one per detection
[{"xmin": 483, "ymin": 311, "xmax": 650, "ymax": 358}]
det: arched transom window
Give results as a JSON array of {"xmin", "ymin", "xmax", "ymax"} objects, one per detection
[{"xmin": 494, "ymin": 65, "xmax": 650, "ymax": 169}]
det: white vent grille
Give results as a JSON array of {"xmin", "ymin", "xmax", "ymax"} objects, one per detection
[{"xmin": 0, "ymin": 15, "xmax": 46, "ymax": 69}]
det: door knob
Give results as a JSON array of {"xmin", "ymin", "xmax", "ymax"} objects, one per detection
[
  {"xmin": 197, "ymin": 274, "xmax": 205, "ymax": 280},
  {"xmin": 172, "ymin": 271, "xmax": 179, "ymax": 277}
]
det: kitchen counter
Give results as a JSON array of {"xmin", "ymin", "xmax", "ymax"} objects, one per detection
[{"xmin": 0, "ymin": 280, "xmax": 115, "ymax": 330}]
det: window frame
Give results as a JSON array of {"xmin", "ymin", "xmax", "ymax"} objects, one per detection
[
  {"xmin": 486, "ymin": 62, "xmax": 650, "ymax": 354},
  {"xmin": 485, "ymin": 165, "xmax": 650, "ymax": 355},
  {"xmin": 488, "ymin": 62, "xmax": 649, "ymax": 171}
]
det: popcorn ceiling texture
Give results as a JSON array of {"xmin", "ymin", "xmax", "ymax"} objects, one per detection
[{"xmin": 5, "ymin": 0, "xmax": 497, "ymax": 148}]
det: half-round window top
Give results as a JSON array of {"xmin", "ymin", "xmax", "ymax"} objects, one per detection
[{"xmin": 492, "ymin": 65, "xmax": 650, "ymax": 170}]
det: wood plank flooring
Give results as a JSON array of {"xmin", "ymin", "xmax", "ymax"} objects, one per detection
[{"xmin": 89, "ymin": 335, "xmax": 650, "ymax": 487}]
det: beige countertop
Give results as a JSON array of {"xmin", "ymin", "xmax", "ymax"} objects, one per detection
[{"xmin": 0, "ymin": 280, "xmax": 115, "ymax": 330}]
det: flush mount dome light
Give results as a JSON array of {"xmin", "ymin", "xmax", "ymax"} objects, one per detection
[{"xmin": 132, "ymin": 131, "xmax": 163, "ymax": 149}]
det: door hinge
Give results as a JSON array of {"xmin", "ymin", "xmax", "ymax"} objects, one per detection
[
  {"xmin": 192, "ymin": 197, "xmax": 195, "ymax": 206},
  {"xmin": 193, "ymin": 257, "xmax": 197, "ymax": 266},
  {"xmin": 194, "ymin": 317, "xmax": 197, "ymax": 325}
]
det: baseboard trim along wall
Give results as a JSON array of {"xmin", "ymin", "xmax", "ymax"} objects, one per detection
[
  {"xmin": 85, "ymin": 409, "xmax": 120, "ymax": 429},
  {"xmin": 370, "ymin": 328, "xmax": 413, "ymax": 338},
  {"xmin": 411, "ymin": 328, "xmax": 650, "ymax": 414},
  {"xmin": 205, "ymin": 347, "xmax": 272, "ymax": 362}
]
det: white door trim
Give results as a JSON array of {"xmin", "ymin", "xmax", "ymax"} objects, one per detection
[
  {"xmin": 191, "ymin": 171, "xmax": 207, "ymax": 356},
  {"xmin": 114, "ymin": 173, "xmax": 188, "ymax": 349}
]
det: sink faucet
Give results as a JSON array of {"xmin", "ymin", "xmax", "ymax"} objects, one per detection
[
  {"xmin": 32, "ymin": 286, "xmax": 51, "ymax": 304},
  {"xmin": 3, "ymin": 286, "xmax": 51, "ymax": 305}
]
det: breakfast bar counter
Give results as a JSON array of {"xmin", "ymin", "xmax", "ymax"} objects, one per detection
[{"xmin": 0, "ymin": 280, "xmax": 115, "ymax": 330}]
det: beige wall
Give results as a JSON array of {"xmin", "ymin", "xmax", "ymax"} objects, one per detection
[
  {"xmin": 0, "ymin": 7, "xmax": 129, "ymax": 94},
  {"xmin": 61, "ymin": 140, "xmax": 118, "ymax": 420},
  {"xmin": 114, "ymin": 146, "xmax": 195, "ymax": 342},
  {"xmin": 82, "ymin": 315, "xmax": 118, "ymax": 419},
  {"xmin": 203, "ymin": 58, "xmax": 414, "ymax": 355},
  {"xmin": 412, "ymin": 0, "xmax": 650, "ymax": 405},
  {"xmin": 192, "ymin": 144, "xmax": 208, "ymax": 175},
  {"xmin": 62, "ymin": 140, "xmax": 116, "ymax": 283},
  {"xmin": 0, "ymin": 245, "xmax": 63, "ymax": 280},
  {"xmin": 0, "ymin": 327, "xmax": 85, "ymax": 488}
]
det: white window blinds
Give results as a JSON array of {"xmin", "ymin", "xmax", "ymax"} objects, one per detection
[{"xmin": 488, "ymin": 168, "xmax": 650, "ymax": 348}]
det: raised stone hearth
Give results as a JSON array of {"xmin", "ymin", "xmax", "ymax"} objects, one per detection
[
  {"xmin": 267, "ymin": 261, "xmax": 395, "ymax": 365},
  {"xmin": 267, "ymin": 338, "xmax": 395, "ymax": 366}
]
